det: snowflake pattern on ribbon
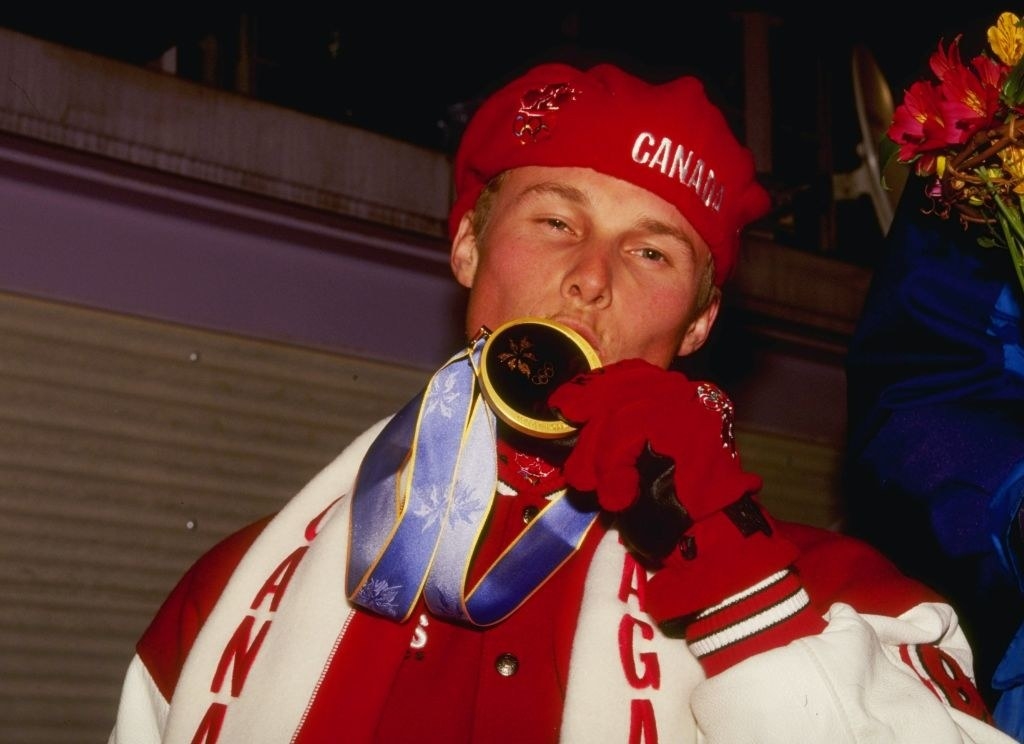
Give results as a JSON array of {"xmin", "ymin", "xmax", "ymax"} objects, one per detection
[
  {"xmin": 413, "ymin": 484, "xmax": 445, "ymax": 532},
  {"xmin": 356, "ymin": 577, "xmax": 402, "ymax": 614},
  {"xmin": 428, "ymin": 584, "xmax": 466, "ymax": 620},
  {"xmin": 446, "ymin": 481, "xmax": 486, "ymax": 527},
  {"xmin": 412, "ymin": 482, "xmax": 486, "ymax": 533},
  {"xmin": 423, "ymin": 371, "xmax": 462, "ymax": 419}
]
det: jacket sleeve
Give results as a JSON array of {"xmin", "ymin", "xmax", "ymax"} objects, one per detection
[
  {"xmin": 108, "ymin": 655, "xmax": 170, "ymax": 744},
  {"xmin": 686, "ymin": 522, "xmax": 1014, "ymax": 742},
  {"xmin": 690, "ymin": 601, "xmax": 1016, "ymax": 743}
]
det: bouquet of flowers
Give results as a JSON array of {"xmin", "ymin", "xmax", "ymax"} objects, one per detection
[{"xmin": 887, "ymin": 11, "xmax": 1024, "ymax": 294}]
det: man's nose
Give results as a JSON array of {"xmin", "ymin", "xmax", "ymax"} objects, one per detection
[{"xmin": 561, "ymin": 242, "xmax": 612, "ymax": 307}]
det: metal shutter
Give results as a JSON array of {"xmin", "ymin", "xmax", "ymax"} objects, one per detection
[{"xmin": 0, "ymin": 290, "xmax": 427, "ymax": 743}]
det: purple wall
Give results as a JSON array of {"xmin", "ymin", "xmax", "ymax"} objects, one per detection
[{"xmin": 0, "ymin": 134, "xmax": 465, "ymax": 370}]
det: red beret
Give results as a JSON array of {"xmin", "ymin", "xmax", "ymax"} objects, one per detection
[{"xmin": 449, "ymin": 63, "xmax": 771, "ymax": 286}]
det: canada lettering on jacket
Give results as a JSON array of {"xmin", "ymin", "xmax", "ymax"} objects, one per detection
[
  {"xmin": 618, "ymin": 551, "xmax": 661, "ymax": 744},
  {"xmin": 631, "ymin": 132, "xmax": 725, "ymax": 212},
  {"xmin": 191, "ymin": 507, "xmax": 329, "ymax": 743}
]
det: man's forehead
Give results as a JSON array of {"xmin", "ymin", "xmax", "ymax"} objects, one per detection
[{"xmin": 502, "ymin": 165, "xmax": 709, "ymax": 250}]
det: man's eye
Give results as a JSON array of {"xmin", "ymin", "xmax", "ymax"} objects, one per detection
[
  {"xmin": 637, "ymin": 247, "xmax": 667, "ymax": 262},
  {"xmin": 545, "ymin": 217, "xmax": 570, "ymax": 231}
]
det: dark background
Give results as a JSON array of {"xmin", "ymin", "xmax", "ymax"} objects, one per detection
[
  {"xmin": 0, "ymin": 5, "xmax": 1012, "ymax": 264},
  {"xmin": 0, "ymin": 6, "xmax": 1008, "ymax": 150}
]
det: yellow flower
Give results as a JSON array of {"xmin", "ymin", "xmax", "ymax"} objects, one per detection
[
  {"xmin": 995, "ymin": 145, "xmax": 1024, "ymax": 193},
  {"xmin": 988, "ymin": 12, "xmax": 1024, "ymax": 66},
  {"xmin": 1000, "ymin": 143, "xmax": 1024, "ymax": 177}
]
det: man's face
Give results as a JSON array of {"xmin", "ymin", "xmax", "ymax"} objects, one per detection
[{"xmin": 450, "ymin": 166, "xmax": 720, "ymax": 368}]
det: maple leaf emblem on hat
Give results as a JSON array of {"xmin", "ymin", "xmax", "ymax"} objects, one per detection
[{"xmin": 513, "ymin": 82, "xmax": 577, "ymax": 143}]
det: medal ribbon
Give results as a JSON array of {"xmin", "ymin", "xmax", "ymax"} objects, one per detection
[{"xmin": 346, "ymin": 333, "xmax": 600, "ymax": 626}]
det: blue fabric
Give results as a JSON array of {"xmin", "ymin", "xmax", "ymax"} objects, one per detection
[
  {"xmin": 994, "ymin": 620, "xmax": 1024, "ymax": 741},
  {"xmin": 844, "ymin": 178, "xmax": 1024, "ymax": 728},
  {"xmin": 990, "ymin": 467, "xmax": 1024, "ymax": 595},
  {"xmin": 846, "ymin": 193, "xmax": 1024, "ymax": 431},
  {"xmin": 846, "ymin": 180, "xmax": 1024, "ymax": 568}
]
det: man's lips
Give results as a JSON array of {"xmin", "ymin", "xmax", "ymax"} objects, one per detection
[{"xmin": 549, "ymin": 316, "xmax": 601, "ymax": 359}]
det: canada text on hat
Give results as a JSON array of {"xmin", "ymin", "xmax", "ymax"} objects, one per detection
[{"xmin": 449, "ymin": 63, "xmax": 771, "ymax": 286}]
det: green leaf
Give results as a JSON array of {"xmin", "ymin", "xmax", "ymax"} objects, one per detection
[
  {"xmin": 879, "ymin": 135, "xmax": 899, "ymax": 163},
  {"xmin": 976, "ymin": 168, "xmax": 1024, "ymax": 296},
  {"xmin": 1004, "ymin": 56, "xmax": 1024, "ymax": 106},
  {"xmin": 879, "ymin": 137, "xmax": 902, "ymax": 189}
]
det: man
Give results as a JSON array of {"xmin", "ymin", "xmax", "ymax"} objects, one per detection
[{"xmin": 109, "ymin": 62, "xmax": 1013, "ymax": 743}]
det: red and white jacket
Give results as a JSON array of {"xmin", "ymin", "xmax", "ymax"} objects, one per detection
[{"xmin": 109, "ymin": 420, "xmax": 1015, "ymax": 743}]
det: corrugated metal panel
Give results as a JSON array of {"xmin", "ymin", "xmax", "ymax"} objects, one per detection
[
  {"xmin": 737, "ymin": 429, "xmax": 844, "ymax": 531},
  {"xmin": 0, "ymin": 290, "xmax": 843, "ymax": 743},
  {"xmin": 0, "ymin": 290, "xmax": 428, "ymax": 744}
]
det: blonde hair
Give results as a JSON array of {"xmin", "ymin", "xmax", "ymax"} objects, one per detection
[{"xmin": 469, "ymin": 171, "xmax": 508, "ymax": 245}]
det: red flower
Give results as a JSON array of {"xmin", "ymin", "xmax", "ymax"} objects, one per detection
[
  {"xmin": 888, "ymin": 80, "xmax": 948, "ymax": 165},
  {"xmin": 930, "ymin": 37, "xmax": 1005, "ymax": 142}
]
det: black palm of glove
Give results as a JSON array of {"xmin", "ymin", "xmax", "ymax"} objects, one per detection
[
  {"xmin": 548, "ymin": 359, "xmax": 764, "ymax": 567},
  {"xmin": 616, "ymin": 443, "xmax": 690, "ymax": 565}
]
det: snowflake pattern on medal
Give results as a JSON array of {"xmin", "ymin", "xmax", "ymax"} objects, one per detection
[
  {"xmin": 423, "ymin": 371, "xmax": 461, "ymax": 419},
  {"xmin": 356, "ymin": 577, "xmax": 402, "ymax": 615}
]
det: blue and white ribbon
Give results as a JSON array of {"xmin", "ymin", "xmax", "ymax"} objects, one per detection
[{"xmin": 346, "ymin": 332, "xmax": 600, "ymax": 626}]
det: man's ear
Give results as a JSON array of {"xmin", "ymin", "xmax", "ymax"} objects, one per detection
[
  {"xmin": 450, "ymin": 212, "xmax": 479, "ymax": 289},
  {"xmin": 676, "ymin": 290, "xmax": 721, "ymax": 357}
]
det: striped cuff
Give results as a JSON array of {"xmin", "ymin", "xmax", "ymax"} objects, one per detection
[{"xmin": 685, "ymin": 569, "xmax": 820, "ymax": 675}]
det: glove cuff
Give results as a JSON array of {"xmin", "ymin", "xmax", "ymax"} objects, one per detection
[
  {"xmin": 645, "ymin": 499, "xmax": 798, "ymax": 617},
  {"xmin": 644, "ymin": 503, "xmax": 826, "ymax": 675},
  {"xmin": 671, "ymin": 568, "xmax": 825, "ymax": 675}
]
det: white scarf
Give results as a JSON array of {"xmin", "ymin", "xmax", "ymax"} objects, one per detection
[{"xmin": 161, "ymin": 419, "xmax": 705, "ymax": 743}]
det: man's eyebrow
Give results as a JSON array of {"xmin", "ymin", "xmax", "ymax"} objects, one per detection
[
  {"xmin": 634, "ymin": 217, "xmax": 695, "ymax": 250},
  {"xmin": 514, "ymin": 181, "xmax": 590, "ymax": 207},
  {"xmin": 512, "ymin": 183, "xmax": 696, "ymax": 250}
]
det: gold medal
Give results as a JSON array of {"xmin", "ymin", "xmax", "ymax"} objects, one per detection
[{"xmin": 477, "ymin": 317, "xmax": 601, "ymax": 438}]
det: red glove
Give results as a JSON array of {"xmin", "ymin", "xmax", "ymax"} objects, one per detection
[
  {"xmin": 548, "ymin": 358, "xmax": 761, "ymax": 529},
  {"xmin": 549, "ymin": 359, "xmax": 825, "ymax": 674}
]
